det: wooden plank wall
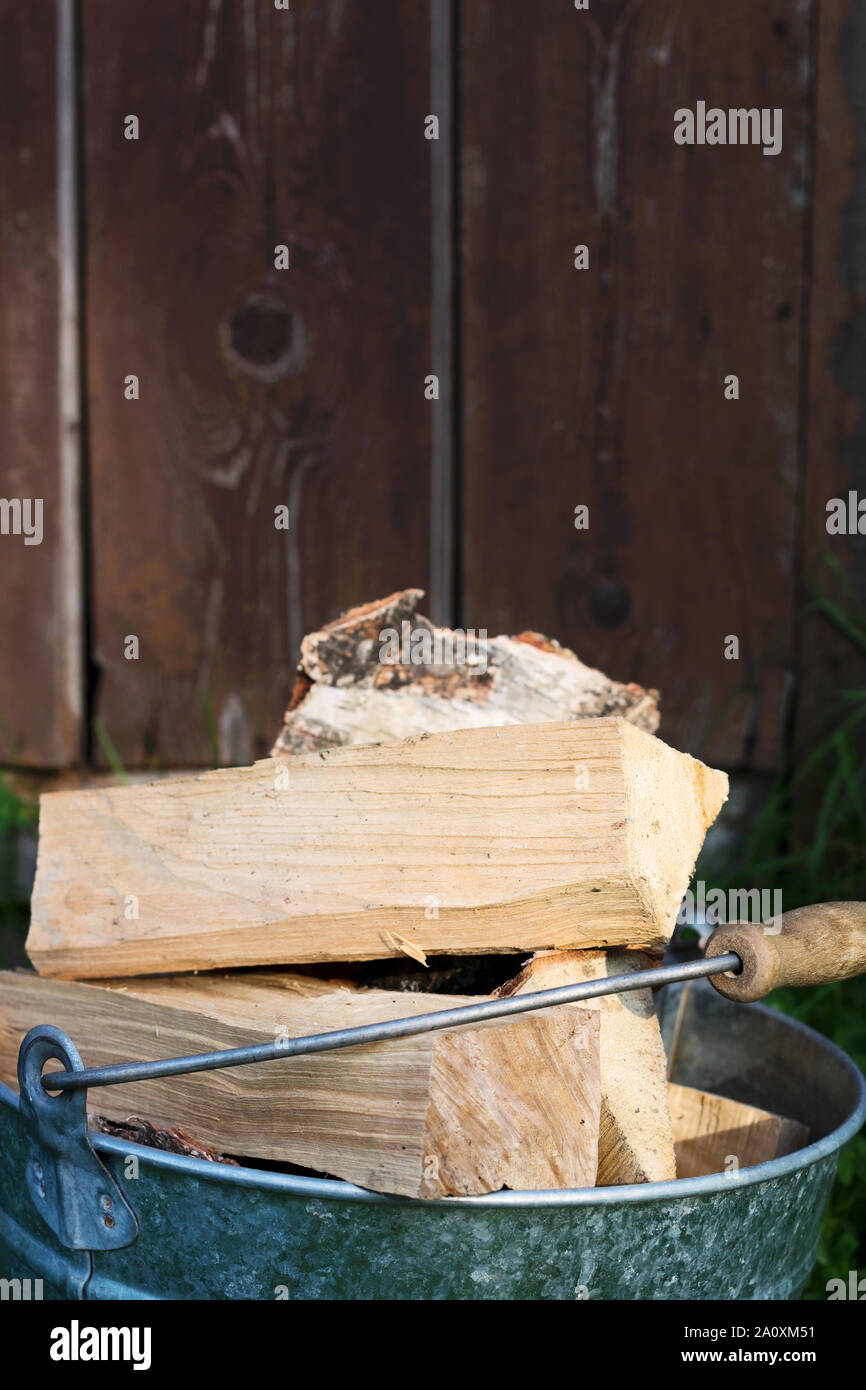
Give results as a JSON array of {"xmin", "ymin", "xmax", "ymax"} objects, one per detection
[
  {"xmin": 799, "ymin": 0, "xmax": 866, "ymax": 749},
  {"xmin": 460, "ymin": 0, "xmax": 812, "ymax": 772},
  {"xmin": 81, "ymin": 0, "xmax": 433, "ymax": 766},
  {"xmin": 0, "ymin": 1, "xmax": 863, "ymax": 776},
  {"xmin": 0, "ymin": 1, "xmax": 82, "ymax": 768}
]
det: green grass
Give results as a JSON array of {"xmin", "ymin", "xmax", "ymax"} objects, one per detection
[
  {"xmin": 0, "ymin": 772, "xmax": 37, "ymax": 969},
  {"xmin": 92, "ymin": 718, "xmax": 131, "ymax": 785},
  {"xmin": 699, "ymin": 582, "xmax": 866, "ymax": 1298}
]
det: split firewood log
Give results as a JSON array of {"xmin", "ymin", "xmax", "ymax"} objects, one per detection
[
  {"xmin": 26, "ymin": 719, "xmax": 727, "ymax": 978},
  {"xmin": 0, "ymin": 968, "xmax": 601, "ymax": 1198},
  {"xmin": 669, "ymin": 1083, "xmax": 808, "ymax": 1178},
  {"xmin": 272, "ymin": 588, "xmax": 660, "ymax": 755},
  {"xmin": 497, "ymin": 948, "xmax": 677, "ymax": 1184}
]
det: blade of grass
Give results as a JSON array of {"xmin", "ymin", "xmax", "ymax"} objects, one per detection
[{"xmin": 92, "ymin": 719, "xmax": 130, "ymax": 786}]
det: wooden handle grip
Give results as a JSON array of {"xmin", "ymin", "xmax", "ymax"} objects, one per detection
[{"xmin": 705, "ymin": 901, "xmax": 866, "ymax": 1002}]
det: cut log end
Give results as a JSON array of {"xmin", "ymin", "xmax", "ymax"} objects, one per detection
[
  {"xmin": 421, "ymin": 1009, "xmax": 601, "ymax": 1196},
  {"xmin": 498, "ymin": 947, "xmax": 677, "ymax": 1185}
]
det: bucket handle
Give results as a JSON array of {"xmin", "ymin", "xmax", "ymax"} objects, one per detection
[{"xmin": 706, "ymin": 901, "xmax": 866, "ymax": 1002}]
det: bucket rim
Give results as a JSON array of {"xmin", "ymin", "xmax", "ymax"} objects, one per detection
[{"xmin": 2, "ymin": 998, "xmax": 863, "ymax": 1210}]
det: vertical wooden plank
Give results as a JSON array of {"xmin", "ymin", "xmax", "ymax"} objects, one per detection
[
  {"xmin": 460, "ymin": 1, "xmax": 812, "ymax": 769},
  {"xmin": 0, "ymin": 1, "xmax": 83, "ymax": 767},
  {"xmin": 429, "ymin": 0, "xmax": 458, "ymax": 627},
  {"xmin": 83, "ymin": 0, "xmax": 432, "ymax": 767},
  {"xmin": 799, "ymin": 0, "xmax": 866, "ymax": 746}
]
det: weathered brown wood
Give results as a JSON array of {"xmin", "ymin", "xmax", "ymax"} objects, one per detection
[
  {"xmin": 0, "ymin": 3, "xmax": 81, "ymax": 767},
  {"xmin": 798, "ymin": 0, "xmax": 866, "ymax": 754},
  {"xmin": 669, "ymin": 1082, "xmax": 808, "ymax": 1178},
  {"xmin": 460, "ymin": 1, "xmax": 812, "ymax": 771},
  {"xmin": 82, "ymin": 1, "xmax": 432, "ymax": 767},
  {"xmin": 0, "ymin": 969, "xmax": 602, "ymax": 1197},
  {"xmin": 498, "ymin": 948, "xmax": 676, "ymax": 1184},
  {"xmin": 26, "ymin": 719, "xmax": 728, "ymax": 978},
  {"xmin": 273, "ymin": 588, "xmax": 660, "ymax": 754}
]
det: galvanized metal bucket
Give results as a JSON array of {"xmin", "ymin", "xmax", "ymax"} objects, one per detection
[{"xmin": 0, "ymin": 980, "xmax": 863, "ymax": 1300}]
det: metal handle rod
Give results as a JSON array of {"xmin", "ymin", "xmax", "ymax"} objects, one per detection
[{"xmin": 44, "ymin": 952, "xmax": 740, "ymax": 1092}]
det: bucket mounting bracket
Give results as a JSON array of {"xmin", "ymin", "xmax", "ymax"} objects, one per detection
[{"xmin": 17, "ymin": 1024, "xmax": 138, "ymax": 1252}]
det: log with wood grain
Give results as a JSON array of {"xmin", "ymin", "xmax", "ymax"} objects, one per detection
[
  {"xmin": 497, "ymin": 948, "xmax": 677, "ymax": 1185},
  {"xmin": 26, "ymin": 718, "xmax": 728, "ymax": 979},
  {"xmin": 669, "ymin": 1083, "xmax": 808, "ymax": 1178},
  {"xmin": 0, "ymin": 968, "xmax": 602, "ymax": 1197}
]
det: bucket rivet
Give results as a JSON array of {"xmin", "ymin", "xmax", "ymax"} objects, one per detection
[{"xmin": 100, "ymin": 1193, "xmax": 113, "ymax": 1211}]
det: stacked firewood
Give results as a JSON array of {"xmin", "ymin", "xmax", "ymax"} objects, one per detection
[{"xmin": 0, "ymin": 592, "xmax": 806, "ymax": 1195}]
